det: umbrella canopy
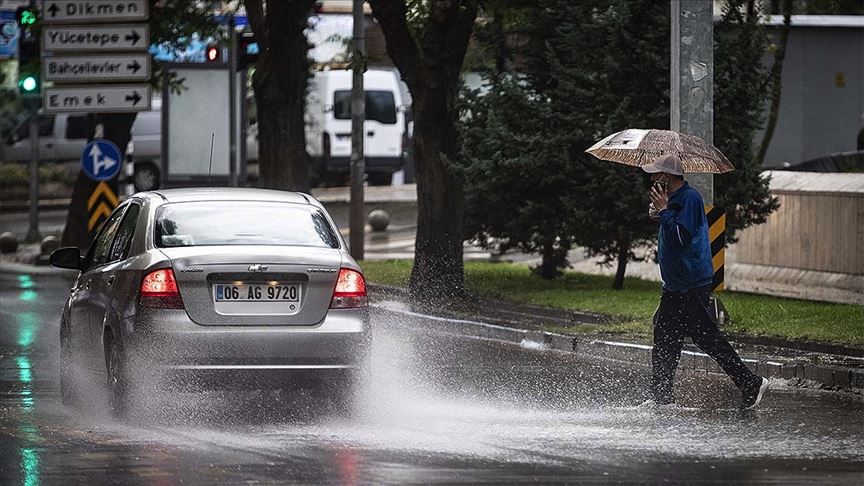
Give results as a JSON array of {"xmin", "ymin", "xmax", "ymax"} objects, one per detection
[{"xmin": 586, "ymin": 129, "xmax": 735, "ymax": 174}]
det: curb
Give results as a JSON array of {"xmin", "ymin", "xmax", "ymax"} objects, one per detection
[{"xmin": 369, "ymin": 285, "xmax": 864, "ymax": 398}]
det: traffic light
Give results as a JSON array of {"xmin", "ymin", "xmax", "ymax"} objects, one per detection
[
  {"xmin": 16, "ymin": 6, "xmax": 40, "ymax": 97},
  {"xmin": 238, "ymin": 33, "xmax": 258, "ymax": 68},
  {"xmin": 206, "ymin": 44, "xmax": 221, "ymax": 62}
]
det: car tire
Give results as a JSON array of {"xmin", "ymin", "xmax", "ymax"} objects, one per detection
[
  {"xmin": 133, "ymin": 163, "xmax": 160, "ymax": 192},
  {"xmin": 105, "ymin": 336, "xmax": 131, "ymax": 418},
  {"xmin": 367, "ymin": 172, "xmax": 393, "ymax": 186},
  {"xmin": 60, "ymin": 322, "xmax": 78, "ymax": 407}
]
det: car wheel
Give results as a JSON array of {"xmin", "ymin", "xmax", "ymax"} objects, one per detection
[
  {"xmin": 133, "ymin": 163, "xmax": 160, "ymax": 191},
  {"xmin": 60, "ymin": 323, "xmax": 78, "ymax": 407},
  {"xmin": 367, "ymin": 172, "xmax": 393, "ymax": 186},
  {"xmin": 105, "ymin": 336, "xmax": 131, "ymax": 418}
]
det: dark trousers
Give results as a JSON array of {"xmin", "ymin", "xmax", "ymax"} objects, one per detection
[{"xmin": 651, "ymin": 284, "xmax": 759, "ymax": 403}]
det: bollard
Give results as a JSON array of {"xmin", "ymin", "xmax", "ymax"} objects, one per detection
[
  {"xmin": 0, "ymin": 232, "xmax": 19, "ymax": 254},
  {"xmin": 368, "ymin": 209, "xmax": 390, "ymax": 232},
  {"xmin": 41, "ymin": 235, "xmax": 61, "ymax": 256}
]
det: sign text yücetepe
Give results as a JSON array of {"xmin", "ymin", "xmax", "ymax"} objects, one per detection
[{"xmin": 48, "ymin": 30, "xmax": 134, "ymax": 47}]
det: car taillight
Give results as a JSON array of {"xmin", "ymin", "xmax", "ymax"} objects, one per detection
[
  {"xmin": 330, "ymin": 268, "xmax": 367, "ymax": 309},
  {"xmin": 140, "ymin": 268, "xmax": 184, "ymax": 309}
]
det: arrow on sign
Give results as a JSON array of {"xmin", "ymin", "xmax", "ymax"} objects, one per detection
[
  {"xmin": 88, "ymin": 202, "xmax": 112, "ymax": 230},
  {"xmin": 87, "ymin": 181, "xmax": 119, "ymax": 210},
  {"xmin": 125, "ymin": 91, "xmax": 142, "ymax": 105},
  {"xmin": 125, "ymin": 30, "xmax": 141, "ymax": 45},
  {"xmin": 47, "ymin": 3, "xmax": 60, "ymax": 17},
  {"xmin": 127, "ymin": 60, "xmax": 142, "ymax": 73}
]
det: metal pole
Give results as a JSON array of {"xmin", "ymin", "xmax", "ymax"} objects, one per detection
[
  {"xmin": 239, "ymin": 68, "xmax": 248, "ymax": 186},
  {"xmin": 349, "ymin": 0, "xmax": 366, "ymax": 259},
  {"xmin": 671, "ymin": 0, "xmax": 714, "ymax": 205},
  {"xmin": 25, "ymin": 111, "xmax": 40, "ymax": 243},
  {"xmin": 228, "ymin": 17, "xmax": 238, "ymax": 187}
]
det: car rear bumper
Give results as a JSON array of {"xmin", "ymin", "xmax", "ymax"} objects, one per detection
[{"xmin": 122, "ymin": 307, "xmax": 370, "ymax": 372}]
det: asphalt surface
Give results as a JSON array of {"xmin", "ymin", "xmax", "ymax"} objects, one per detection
[{"xmin": 1, "ymin": 269, "xmax": 863, "ymax": 484}]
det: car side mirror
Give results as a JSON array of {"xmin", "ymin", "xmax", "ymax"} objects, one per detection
[{"xmin": 50, "ymin": 247, "xmax": 84, "ymax": 270}]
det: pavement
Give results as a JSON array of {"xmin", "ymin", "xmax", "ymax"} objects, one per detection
[{"xmin": 1, "ymin": 267, "xmax": 863, "ymax": 483}]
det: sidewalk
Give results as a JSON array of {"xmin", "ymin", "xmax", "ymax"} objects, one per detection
[{"xmin": 370, "ymin": 283, "xmax": 864, "ymax": 398}]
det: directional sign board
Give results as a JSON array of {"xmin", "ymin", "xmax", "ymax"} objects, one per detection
[
  {"xmin": 41, "ymin": 1, "xmax": 149, "ymax": 24},
  {"xmin": 44, "ymin": 84, "xmax": 151, "ymax": 113},
  {"xmin": 81, "ymin": 139, "xmax": 122, "ymax": 181},
  {"xmin": 43, "ymin": 53, "xmax": 150, "ymax": 82},
  {"xmin": 42, "ymin": 24, "xmax": 149, "ymax": 52}
]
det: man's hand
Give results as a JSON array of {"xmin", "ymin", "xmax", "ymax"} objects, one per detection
[{"xmin": 650, "ymin": 185, "xmax": 668, "ymax": 212}]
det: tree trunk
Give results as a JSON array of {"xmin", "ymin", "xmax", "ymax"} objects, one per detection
[
  {"xmin": 612, "ymin": 239, "xmax": 630, "ymax": 290},
  {"xmin": 368, "ymin": 0, "xmax": 478, "ymax": 302},
  {"xmin": 539, "ymin": 239, "xmax": 557, "ymax": 280},
  {"xmin": 755, "ymin": 0, "xmax": 792, "ymax": 166},
  {"xmin": 61, "ymin": 113, "xmax": 136, "ymax": 250},
  {"xmin": 247, "ymin": 0, "xmax": 313, "ymax": 192},
  {"xmin": 408, "ymin": 90, "xmax": 465, "ymax": 298}
]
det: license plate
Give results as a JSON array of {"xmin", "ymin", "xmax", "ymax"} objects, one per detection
[{"xmin": 214, "ymin": 283, "xmax": 300, "ymax": 302}]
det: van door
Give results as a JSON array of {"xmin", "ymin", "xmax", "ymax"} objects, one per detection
[{"xmin": 363, "ymin": 90, "xmax": 402, "ymax": 160}]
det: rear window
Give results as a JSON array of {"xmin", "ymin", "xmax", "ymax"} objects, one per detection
[
  {"xmin": 333, "ymin": 90, "xmax": 397, "ymax": 124},
  {"xmin": 155, "ymin": 202, "xmax": 341, "ymax": 249}
]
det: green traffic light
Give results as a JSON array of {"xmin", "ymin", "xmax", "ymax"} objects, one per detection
[
  {"xmin": 20, "ymin": 76, "xmax": 38, "ymax": 92},
  {"xmin": 21, "ymin": 10, "xmax": 37, "ymax": 25}
]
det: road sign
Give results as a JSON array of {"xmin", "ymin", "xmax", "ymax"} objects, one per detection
[
  {"xmin": 41, "ymin": 1, "xmax": 149, "ymax": 24},
  {"xmin": 87, "ymin": 181, "xmax": 119, "ymax": 231},
  {"xmin": 44, "ymin": 84, "xmax": 150, "ymax": 113},
  {"xmin": 43, "ymin": 53, "xmax": 150, "ymax": 82},
  {"xmin": 82, "ymin": 139, "xmax": 122, "ymax": 181},
  {"xmin": 43, "ymin": 24, "xmax": 149, "ymax": 52}
]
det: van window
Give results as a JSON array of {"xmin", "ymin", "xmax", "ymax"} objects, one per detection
[
  {"xmin": 333, "ymin": 90, "xmax": 397, "ymax": 125},
  {"xmin": 66, "ymin": 116, "xmax": 88, "ymax": 140},
  {"xmin": 9, "ymin": 116, "xmax": 54, "ymax": 143}
]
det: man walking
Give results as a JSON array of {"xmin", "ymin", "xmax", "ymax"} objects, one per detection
[{"xmin": 641, "ymin": 154, "xmax": 768, "ymax": 410}]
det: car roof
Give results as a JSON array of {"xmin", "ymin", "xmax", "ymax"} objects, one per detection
[{"xmin": 147, "ymin": 187, "xmax": 314, "ymax": 205}]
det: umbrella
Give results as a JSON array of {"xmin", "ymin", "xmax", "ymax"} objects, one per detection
[{"xmin": 586, "ymin": 129, "xmax": 735, "ymax": 174}]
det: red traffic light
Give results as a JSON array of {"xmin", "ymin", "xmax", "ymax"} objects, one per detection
[{"xmin": 206, "ymin": 45, "xmax": 221, "ymax": 62}]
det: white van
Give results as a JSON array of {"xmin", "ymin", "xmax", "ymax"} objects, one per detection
[{"xmin": 306, "ymin": 69, "xmax": 408, "ymax": 185}]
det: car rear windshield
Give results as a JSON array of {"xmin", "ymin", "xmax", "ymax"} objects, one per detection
[
  {"xmin": 155, "ymin": 202, "xmax": 341, "ymax": 249},
  {"xmin": 334, "ymin": 90, "xmax": 397, "ymax": 124}
]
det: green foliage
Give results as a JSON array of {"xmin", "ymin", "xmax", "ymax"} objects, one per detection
[
  {"xmin": 362, "ymin": 259, "xmax": 864, "ymax": 344},
  {"xmin": 458, "ymin": 77, "xmax": 578, "ymax": 278},
  {"xmin": 714, "ymin": 1, "xmax": 780, "ymax": 243},
  {"xmin": 0, "ymin": 164, "xmax": 74, "ymax": 186}
]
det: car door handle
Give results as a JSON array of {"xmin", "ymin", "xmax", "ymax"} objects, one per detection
[
  {"xmin": 106, "ymin": 275, "xmax": 115, "ymax": 287},
  {"xmin": 84, "ymin": 280, "xmax": 91, "ymax": 290},
  {"xmin": 367, "ymin": 131, "xmax": 375, "ymax": 137}
]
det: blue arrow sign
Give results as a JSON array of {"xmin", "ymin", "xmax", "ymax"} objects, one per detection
[{"xmin": 81, "ymin": 139, "xmax": 122, "ymax": 181}]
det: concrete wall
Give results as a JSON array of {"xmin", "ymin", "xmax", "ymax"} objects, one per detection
[{"xmin": 761, "ymin": 25, "xmax": 864, "ymax": 167}]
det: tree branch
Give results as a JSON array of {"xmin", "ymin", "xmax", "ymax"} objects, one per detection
[{"xmin": 368, "ymin": 0, "xmax": 421, "ymax": 92}]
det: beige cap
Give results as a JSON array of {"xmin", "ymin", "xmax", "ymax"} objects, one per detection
[{"xmin": 641, "ymin": 153, "xmax": 683, "ymax": 176}]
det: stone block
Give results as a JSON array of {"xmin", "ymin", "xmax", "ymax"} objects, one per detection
[
  {"xmin": 804, "ymin": 363, "xmax": 819, "ymax": 381},
  {"xmin": 851, "ymin": 369, "xmax": 864, "ymax": 389},
  {"xmin": 816, "ymin": 366, "xmax": 835, "ymax": 387},
  {"xmin": 781, "ymin": 363, "xmax": 798, "ymax": 380},
  {"xmin": 547, "ymin": 333, "xmax": 576, "ymax": 353},
  {"xmin": 758, "ymin": 362, "xmax": 783, "ymax": 379},
  {"xmin": 831, "ymin": 367, "xmax": 851, "ymax": 389}
]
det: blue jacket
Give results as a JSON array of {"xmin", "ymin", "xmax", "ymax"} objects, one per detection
[{"xmin": 657, "ymin": 182, "xmax": 714, "ymax": 292}]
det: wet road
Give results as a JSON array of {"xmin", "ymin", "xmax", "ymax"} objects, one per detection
[{"xmin": 1, "ymin": 268, "xmax": 862, "ymax": 484}]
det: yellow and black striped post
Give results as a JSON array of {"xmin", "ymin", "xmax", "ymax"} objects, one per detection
[
  {"xmin": 87, "ymin": 181, "xmax": 119, "ymax": 233},
  {"xmin": 705, "ymin": 206, "xmax": 725, "ymax": 292}
]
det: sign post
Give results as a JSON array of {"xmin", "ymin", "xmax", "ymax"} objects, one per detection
[{"xmin": 41, "ymin": 0, "xmax": 151, "ymax": 235}]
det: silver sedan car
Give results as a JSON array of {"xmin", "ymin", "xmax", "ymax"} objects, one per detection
[{"xmin": 50, "ymin": 188, "xmax": 369, "ymax": 416}]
